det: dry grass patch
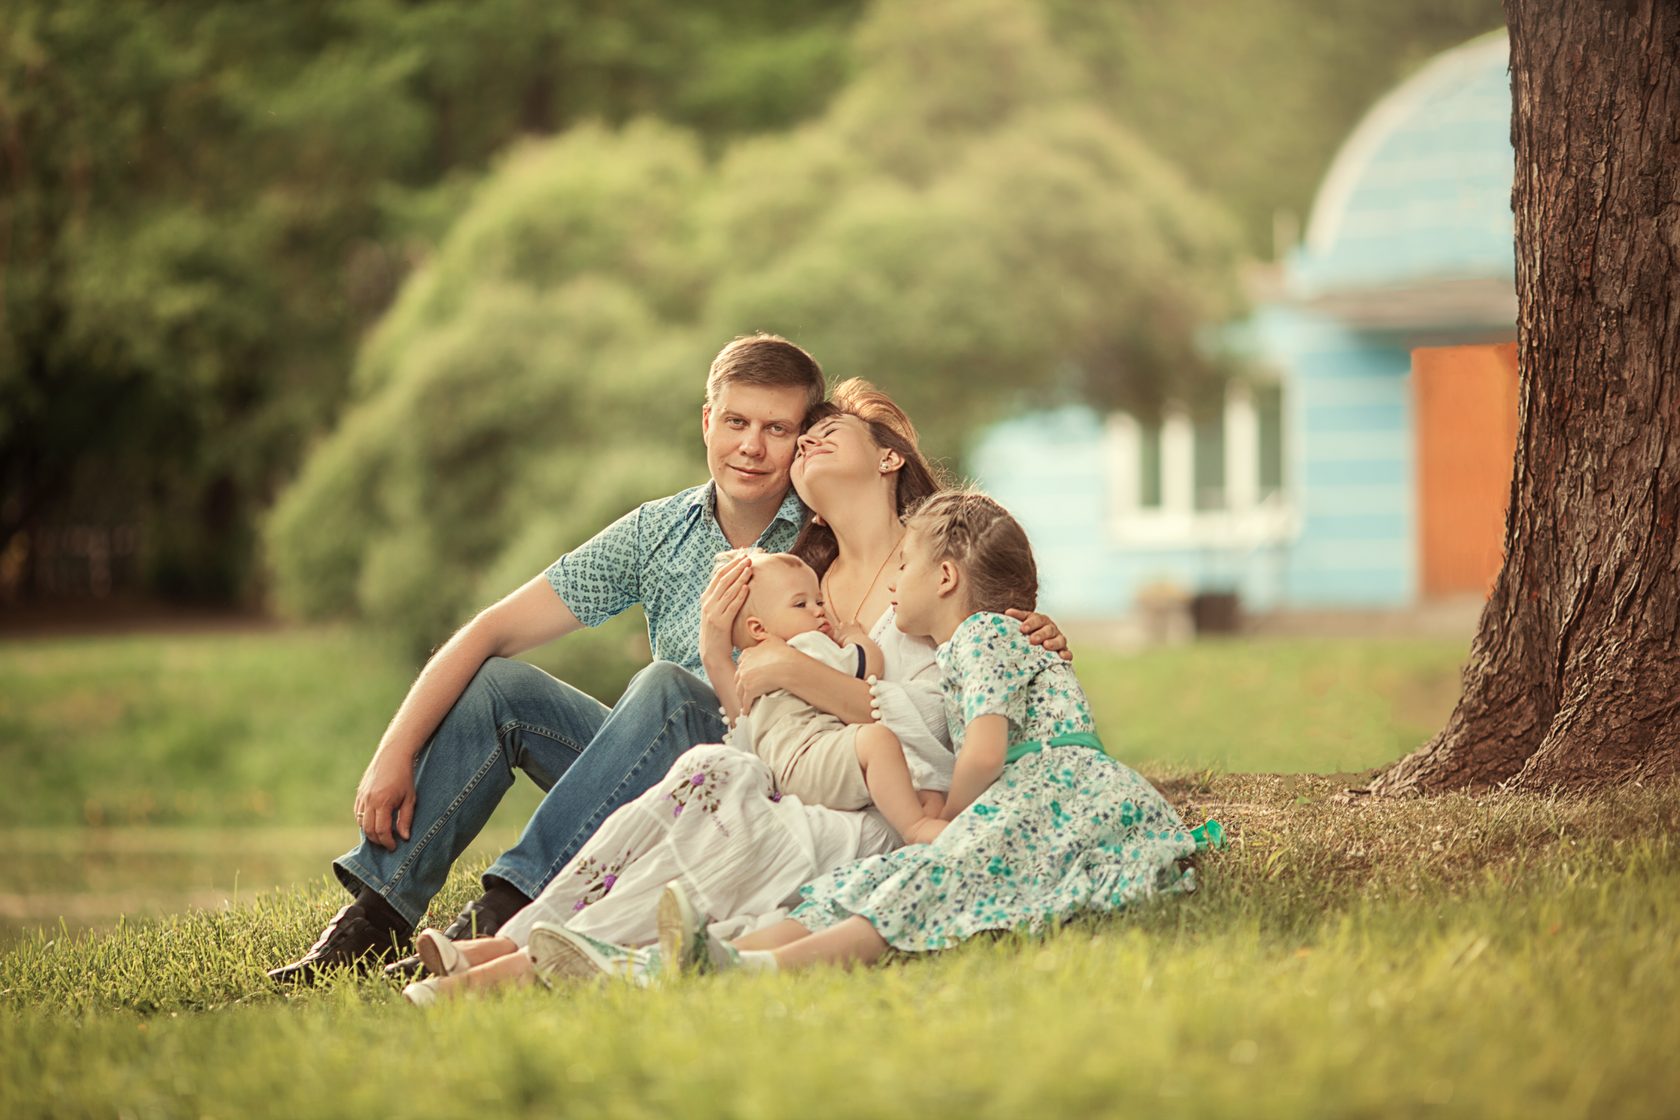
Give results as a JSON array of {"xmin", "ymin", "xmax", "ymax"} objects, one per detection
[{"xmin": 1153, "ymin": 769, "xmax": 1680, "ymax": 923}]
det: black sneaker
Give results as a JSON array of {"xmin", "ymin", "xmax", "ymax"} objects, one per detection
[
  {"xmin": 268, "ymin": 903, "xmax": 413, "ymax": 986},
  {"xmin": 381, "ymin": 898, "xmax": 505, "ymax": 981}
]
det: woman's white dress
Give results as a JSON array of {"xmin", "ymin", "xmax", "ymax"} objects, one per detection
[{"xmin": 497, "ymin": 608, "xmax": 948, "ymax": 948}]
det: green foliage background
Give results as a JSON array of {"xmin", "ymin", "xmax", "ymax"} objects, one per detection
[
  {"xmin": 2, "ymin": 0, "xmax": 1504, "ymax": 625},
  {"xmin": 266, "ymin": 0, "xmax": 1252, "ymax": 649},
  {"xmin": 1, "ymin": 0, "xmax": 859, "ymax": 602}
]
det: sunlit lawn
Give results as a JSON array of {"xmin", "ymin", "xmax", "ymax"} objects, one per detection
[
  {"xmin": 7, "ymin": 625, "xmax": 1675, "ymax": 1117},
  {"xmin": 0, "ymin": 623, "xmax": 1464, "ymax": 830},
  {"xmin": 0, "ymin": 623, "xmax": 1460, "ymax": 938}
]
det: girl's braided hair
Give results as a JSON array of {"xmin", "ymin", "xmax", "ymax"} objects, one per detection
[{"xmin": 903, "ymin": 490, "xmax": 1038, "ymax": 615}]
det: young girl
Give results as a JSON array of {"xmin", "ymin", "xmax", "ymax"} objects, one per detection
[{"xmin": 661, "ymin": 489, "xmax": 1221, "ymax": 974}]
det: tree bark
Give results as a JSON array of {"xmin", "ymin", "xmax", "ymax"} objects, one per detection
[{"xmin": 1374, "ymin": 0, "xmax": 1680, "ymax": 795}]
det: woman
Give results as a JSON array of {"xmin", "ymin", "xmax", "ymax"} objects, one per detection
[{"xmin": 400, "ymin": 380, "xmax": 1060, "ymax": 999}]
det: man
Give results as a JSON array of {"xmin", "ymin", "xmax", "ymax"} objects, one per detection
[{"xmin": 269, "ymin": 334, "xmax": 824, "ymax": 982}]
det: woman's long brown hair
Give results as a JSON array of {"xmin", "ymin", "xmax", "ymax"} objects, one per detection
[{"xmin": 790, "ymin": 378, "xmax": 946, "ymax": 578}]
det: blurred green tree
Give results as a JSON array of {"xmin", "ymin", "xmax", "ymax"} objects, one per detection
[
  {"xmin": 267, "ymin": 0, "xmax": 1246, "ymax": 654},
  {"xmin": 0, "ymin": 0, "xmax": 857, "ymax": 603},
  {"xmin": 1040, "ymin": 0, "xmax": 1506, "ymax": 254},
  {"xmin": 3, "ymin": 0, "xmax": 1505, "ymax": 609}
]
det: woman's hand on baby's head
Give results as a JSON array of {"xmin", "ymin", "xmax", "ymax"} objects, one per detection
[
  {"xmin": 1007, "ymin": 608, "xmax": 1073, "ymax": 663},
  {"xmin": 700, "ymin": 555, "xmax": 754, "ymax": 661}
]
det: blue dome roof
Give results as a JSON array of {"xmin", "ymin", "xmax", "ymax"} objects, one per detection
[{"xmin": 1290, "ymin": 32, "xmax": 1513, "ymax": 298}]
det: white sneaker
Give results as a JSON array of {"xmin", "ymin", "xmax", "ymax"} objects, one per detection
[
  {"xmin": 402, "ymin": 977, "xmax": 444, "ymax": 1006},
  {"xmin": 415, "ymin": 928, "xmax": 468, "ymax": 978},
  {"xmin": 527, "ymin": 923, "xmax": 652, "ymax": 987},
  {"xmin": 656, "ymin": 880, "xmax": 707, "ymax": 978}
]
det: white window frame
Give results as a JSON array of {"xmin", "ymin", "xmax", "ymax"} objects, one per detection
[{"xmin": 1105, "ymin": 383, "xmax": 1299, "ymax": 549}]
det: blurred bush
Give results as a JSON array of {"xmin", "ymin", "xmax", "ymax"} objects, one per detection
[
  {"xmin": 0, "ymin": 0, "xmax": 859, "ymax": 605},
  {"xmin": 267, "ymin": 0, "xmax": 1248, "ymax": 653},
  {"xmin": 5, "ymin": 0, "xmax": 1501, "ymax": 615}
]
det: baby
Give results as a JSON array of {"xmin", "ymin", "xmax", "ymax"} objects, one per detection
[{"xmin": 713, "ymin": 548, "xmax": 945, "ymax": 845}]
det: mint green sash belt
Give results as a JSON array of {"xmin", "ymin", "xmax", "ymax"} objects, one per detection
[
  {"xmin": 1003, "ymin": 731, "xmax": 1228, "ymax": 852},
  {"xmin": 1004, "ymin": 730, "xmax": 1105, "ymax": 764}
]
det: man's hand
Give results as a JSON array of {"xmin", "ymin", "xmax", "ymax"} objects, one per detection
[
  {"xmin": 1007, "ymin": 608, "xmax": 1073, "ymax": 663},
  {"xmin": 734, "ymin": 634, "xmax": 794, "ymax": 714},
  {"xmin": 699, "ymin": 554, "xmax": 752, "ymax": 666},
  {"xmin": 353, "ymin": 752, "xmax": 417, "ymax": 852}
]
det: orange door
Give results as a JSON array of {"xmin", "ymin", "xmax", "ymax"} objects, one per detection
[{"xmin": 1414, "ymin": 342, "xmax": 1519, "ymax": 598}]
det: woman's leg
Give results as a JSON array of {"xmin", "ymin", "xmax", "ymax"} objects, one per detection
[
  {"xmin": 506, "ymin": 744, "xmax": 805, "ymax": 951},
  {"xmin": 496, "ymin": 762, "xmax": 691, "ymax": 949}
]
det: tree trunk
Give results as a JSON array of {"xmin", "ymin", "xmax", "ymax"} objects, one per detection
[{"xmin": 1373, "ymin": 0, "xmax": 1680, "ymax": 795}]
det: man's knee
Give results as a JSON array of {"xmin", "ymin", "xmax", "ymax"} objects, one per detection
[
  {"xmin": 456, "ymin": 657, "xmax": 586, "ymax": 729},
  {"xmin": 624, "ymin": 660, "xmax": 714, "ymax": 706},
  {"xmin": 464, "ymin": 656, "xmax": 538, "ymax": 703}
]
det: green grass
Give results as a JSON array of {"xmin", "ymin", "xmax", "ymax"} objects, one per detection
[
  {"xmin": 1089, "ymin": 636, "xmax": 1466, "ymax": 773},
  {"xmin": 3, "ymin": 777, "xmax": 1677, "ymax": 1118},
  {"xmin": 0, "ymin": 626, "xmax": 1467, "ymax": 827},
  {"xmin": 0, "ymin": 626, "xmax": 421, "ymax": 828},
  {"xmin": 12, "ymin": 625, "xmax": 1675, "ymax": 1117}
]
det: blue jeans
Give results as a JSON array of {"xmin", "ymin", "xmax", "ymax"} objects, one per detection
[{"xmin": 334, "ymin": 658, "xmax": 724, "ymax": 927}]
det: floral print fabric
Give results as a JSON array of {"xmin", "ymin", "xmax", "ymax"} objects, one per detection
[
  {"xmin": 791, "ymin": 612, "xmax": 1199, "ymax": 951},
  {"xmin": 941, "ymin": 611, "xmax": 1097, "ymax": 746}
]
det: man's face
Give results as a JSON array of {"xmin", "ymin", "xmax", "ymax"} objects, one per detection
[{"xmin": 702, "ymin": 383, "xmax": 809, "ymax": 511}]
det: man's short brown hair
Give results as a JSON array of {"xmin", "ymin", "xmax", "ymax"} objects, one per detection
[{"xmin": 706, "ymin": 333, "xmax": 826, "ymax": 415}]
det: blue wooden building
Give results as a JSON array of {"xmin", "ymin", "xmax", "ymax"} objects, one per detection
[{"xmin": 973, "ymin": 32, "xmax": 1518, "ymax": 617}]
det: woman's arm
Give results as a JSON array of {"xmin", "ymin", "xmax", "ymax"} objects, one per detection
[
  {"xmin": 699, "ymin": 555, "xmax": 752, "ymax": 723},
  {"xmin": 735, "ymin": 641, "xmax": 875, "ymax": 725},
  {"xmin": 941, "ymin": 714, "xmax": 1009, "ymax": 819}
]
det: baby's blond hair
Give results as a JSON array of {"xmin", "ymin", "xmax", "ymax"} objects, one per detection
[{"xmin": 711, "ymin": 548, "xmax": 811, "ymax": 648}]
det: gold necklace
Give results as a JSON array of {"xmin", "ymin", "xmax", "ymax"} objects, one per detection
[{"xmin": 823, "ymin": 532, "xmax": 905, "ymax": 627}]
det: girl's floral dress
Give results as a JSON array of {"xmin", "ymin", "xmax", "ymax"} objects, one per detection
[{"xmin": 791, "ymin": 611, "xmax": 1203, "ymax": 951}]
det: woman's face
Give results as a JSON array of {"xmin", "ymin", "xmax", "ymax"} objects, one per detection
[{"xmin": 791, "ymin": 412, "xmax": 884, "ymax": 507}]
